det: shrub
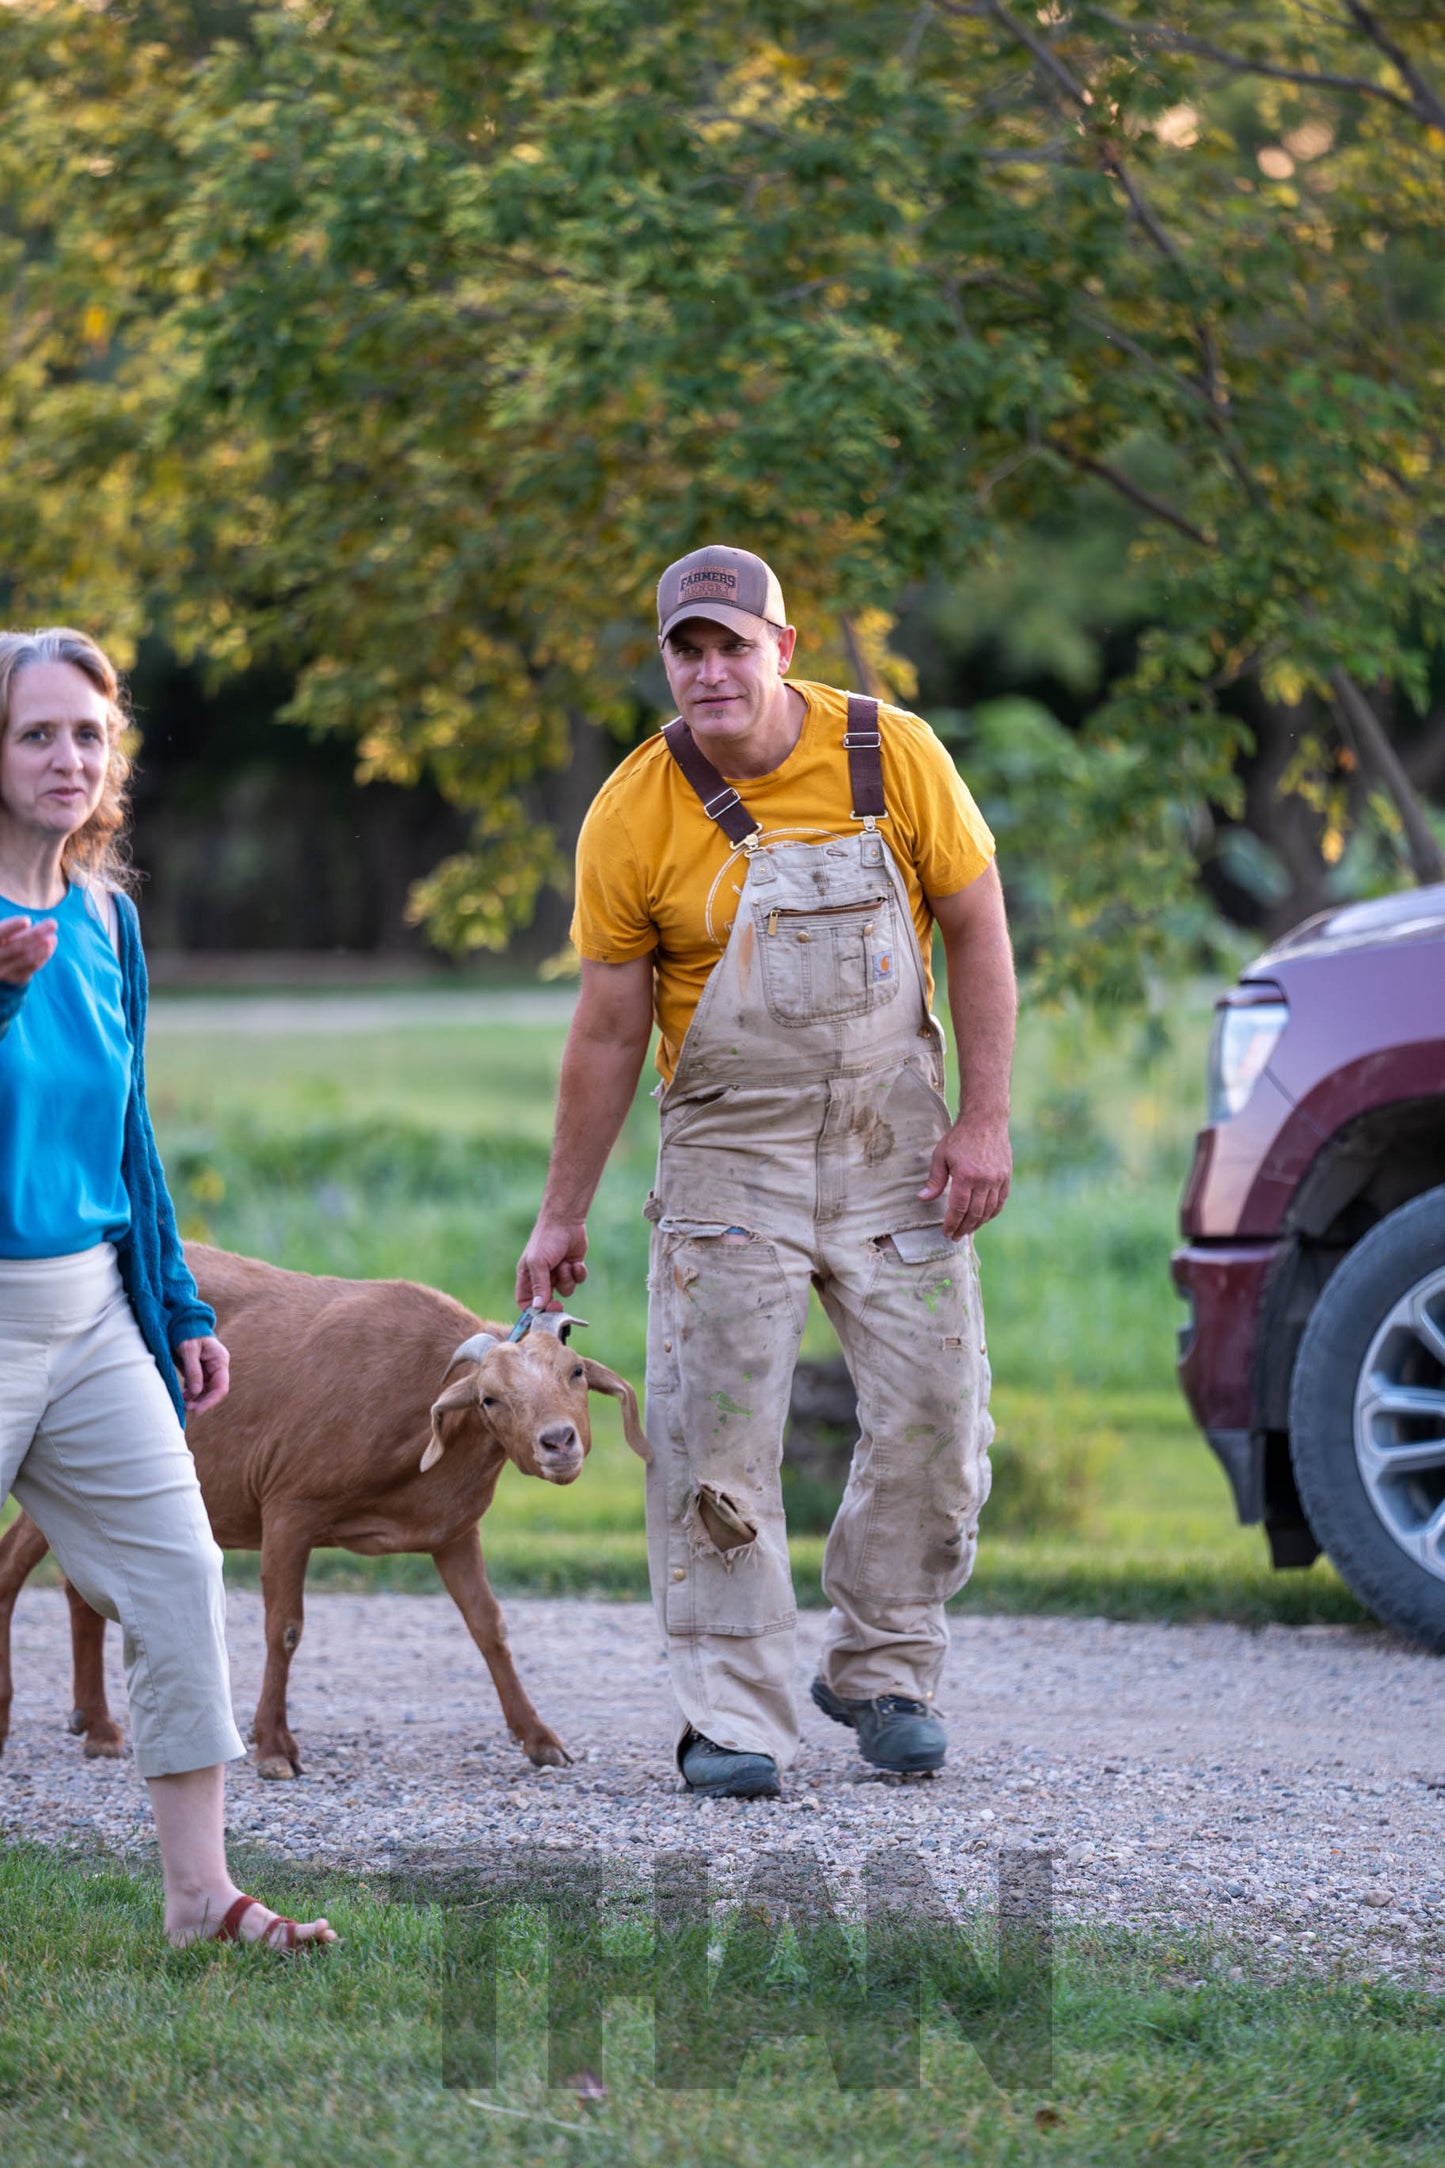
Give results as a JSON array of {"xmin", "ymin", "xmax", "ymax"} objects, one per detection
[
  {"xmin": 985, "ymin": 1391, "xmax": 1121, "ymax": 1538},
  {"xmin": 782, "ymin": 1362, "xmax": 1117, "ymax": 1539}
]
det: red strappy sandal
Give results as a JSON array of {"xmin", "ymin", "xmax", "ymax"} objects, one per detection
[{"xmin": 211, "ymin": 1894, "xmax": 323, "ymax": 1953}]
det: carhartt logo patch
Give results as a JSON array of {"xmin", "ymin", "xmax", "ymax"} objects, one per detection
[
  {"xmin": 874, "ymin": 951, "xmax": 894, "ymax": 981},
  {"xmin": 679, "ymin": 569, "xmax": 738, "ymax": 600}
]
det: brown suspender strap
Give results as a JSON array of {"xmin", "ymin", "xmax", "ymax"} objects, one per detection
[
  {"xmin": 844, "ymin": 693, "xmax": 887, "ymax": 819},
  {"xmin": 660, "ymin": 717, "xmax": 762, "ymax": 846},
  {"xmin": 662, "ymin": 695, "xmax": 888, "ymax": 836}
]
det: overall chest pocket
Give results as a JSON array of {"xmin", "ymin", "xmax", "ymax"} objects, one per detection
[{"xmin": 753, "ymin": 890, "xmax": 903, "ymax": 1027}]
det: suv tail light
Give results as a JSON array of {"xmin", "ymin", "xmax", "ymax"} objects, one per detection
[{"xmin": 1206, "ymin": 987, "xmax": 1289, "ymax": 1122}]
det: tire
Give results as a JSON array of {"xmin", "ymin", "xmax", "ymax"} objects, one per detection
[{"xmin": 1289, "ymin": 1184, "xmax": 1445, "ymax": 1653}]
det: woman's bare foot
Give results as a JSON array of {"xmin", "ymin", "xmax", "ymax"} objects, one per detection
[
  {"xmin": 147, "ymin": 1767, "xmax": 335, "ymax": 1951},
  {"xmin": 167, "ymin": 1888, "xmax": 338, "ymax": 1951}
]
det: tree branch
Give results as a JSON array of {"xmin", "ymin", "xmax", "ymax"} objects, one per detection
[
  {"xmin": 979, "ymin": 139, "xmax": 1068, "ymax": 162},
  {"xmin": 1059, "ymin": 448, "xmax": 1214, "ymax": 544},
  {"xmin": 1081, "ymin": 303, "xmax": 1266, "ymax": 512},
  {"xmin": 974, "ymin": 0, "xmax": 1260, "ymax": 475},
  {"xmin": 1344, "ymin": 0, "xmax": 1445, "ymax": 132},
  {"xmin": 1402, "ymin": 713, "xmax": 1445, "ymax": 799},
  {"xmin": 689, "ymin": 102, "xmax": 805, "ymax": 155},
  {"xmin": 945, "ymin": 0, "xmax": 1094, "ymax": 107},
  {"xmin": 1330, "ymin": 666, "xmax": 1445, "ymax": 882},
  {"xmin": 973, "ymin": 444, "xmax": 1045, "ymax": 500},
  {"xmin": 840, "ymin": 613, "xmax": 882, "ymax": 697},
  {"xmin": 975, "ymin": 1, "xmax": 1283, "ymax": 509},
  {"xmin": 1085, "ymin": 9, "xmax": 1425, "ymax": 123},
  {"xmin": 1097, "ymin": 142, "xmax": 1188, "ymax": 268},
  {"xmin": 1081, "ymin": 305, "xmax": 1213, "ymax": 408},
  {"xmin": 767, "ymin": 275, "xmax": 841, "ymax": 306},
  {"xmin": 1092, "ymin": 153, "xmax": 1252, "ymax": 471},
  {"xmin": 900, "ymin": 2, "xmax": 936, "ymax": 69}
]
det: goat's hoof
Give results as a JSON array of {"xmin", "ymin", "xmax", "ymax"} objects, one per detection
[
  {"xmin": 524, "ymin": 1737, "xmax": 573, "ymax": 1769},
  {"xmin": 255, "ymin": 1753, "xmax": 300, "ymax": 1781},
  {"xmin": 82, "ymin": 1724, "xmax": 125, "ymax": 1760}
]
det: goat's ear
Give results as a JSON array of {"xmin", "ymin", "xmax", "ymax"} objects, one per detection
[
  {"xmin": 582, "ymin": 1360, "xmax": 652, "ymax": 1465},
  {"xmin": 422, "ymin": 1375, "xmax": 477, "ymax": 1472}
]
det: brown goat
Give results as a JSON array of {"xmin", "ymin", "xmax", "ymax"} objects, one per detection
[{"xmin": 0, "ymin": 1244, "xmax": 649, "ymax": 1777}]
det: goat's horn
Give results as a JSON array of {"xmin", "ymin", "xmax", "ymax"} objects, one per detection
[
  {"xmin": 528, "ymin": 1311, "xmax": 589, "ymax": 1342},
  {"xmin": 445, "ymin": 1331, "xmax": 500, "ymax": 1373}
]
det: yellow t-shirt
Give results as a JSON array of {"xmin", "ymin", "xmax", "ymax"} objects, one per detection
[{"xmin": 571, "ymin": 680, "xmax": 996, "ymax": 1081}]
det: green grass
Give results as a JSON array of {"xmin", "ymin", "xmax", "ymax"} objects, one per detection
[
  {"xmin": 197, "ymin": 1386, "xmax": 1362, "ymax": 1629},
  {"xmin": 84, "ymin": 992, "xmax": 1366, "ymax": 1630},
  {"xmin": 144, "ymin": 996, "xmax": 1204, "ymax": 1394},
  {"xmin": 1, "ymin": 1845, "xmax": 1440, "ymax": 2167}
]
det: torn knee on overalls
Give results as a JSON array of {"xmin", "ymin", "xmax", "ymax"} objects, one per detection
[{"xmin": 684, "ymin": 1484, "xmax": 759, "ymax": 1566}]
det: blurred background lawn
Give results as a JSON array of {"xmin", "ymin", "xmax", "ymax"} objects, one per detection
[{"xmin": 25, "ymin": 988, "xmax": 1367, "ymax": 1629}]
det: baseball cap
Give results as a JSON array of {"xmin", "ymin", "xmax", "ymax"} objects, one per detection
[{"xmin": 656, "ymin": 545, "xmax": 788, "ymax": 644}]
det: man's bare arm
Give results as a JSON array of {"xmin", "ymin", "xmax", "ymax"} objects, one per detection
[
  {"xmin": 920, "ymin": 863, "xmax": 1017, "ymax": 1239},
  {"xmin": 516, "ymin": 956, "xmax": 655, "ymax": 1307}
]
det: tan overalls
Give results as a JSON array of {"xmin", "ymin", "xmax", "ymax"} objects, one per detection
[{"xmin": 643, "ymin": 702, "xmax": 995, "ymax": 1768}]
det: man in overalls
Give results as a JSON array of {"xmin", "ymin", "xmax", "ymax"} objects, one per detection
[{"xmin": 517, "ymin": 546, "xmax": 1015, "ymax": 1798}]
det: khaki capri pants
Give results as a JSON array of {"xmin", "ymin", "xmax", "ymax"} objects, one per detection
[{"xmin": 0, "ymin": 1245, "xmax": 244, "ymax": 1776}]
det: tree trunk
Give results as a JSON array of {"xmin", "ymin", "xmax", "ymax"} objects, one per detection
[{"xmin": 1330, "ymin": 668, "xmax": 1445, "ymax": 885}]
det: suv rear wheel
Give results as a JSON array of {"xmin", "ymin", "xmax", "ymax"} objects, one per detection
[{"xmin": 1289, "ymin": 1184, "xmax": 1445, "ymax": 1652}]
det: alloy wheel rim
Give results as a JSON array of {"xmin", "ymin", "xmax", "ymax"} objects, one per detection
[{"xmin": 1353, "ymin": 1264, "xmax": 1445, "ymax": 1587}]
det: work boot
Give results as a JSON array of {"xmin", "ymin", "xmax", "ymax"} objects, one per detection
[
  {"xmin": 810, "ymin": 1678, "xmax": 945, "ymax": 1773},
  {"xmin": 679, "ymin": 1728, "xmax": 781, "ymax": 1800}
]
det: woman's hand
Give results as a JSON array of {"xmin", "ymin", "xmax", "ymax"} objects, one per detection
[
  {"xmin": 0, "ymin": 915, "xmax": 58, "ymax": 988},
  {"xmin": 175, "ymin": 1335, "xmax": 230, "ymax": 1416}
]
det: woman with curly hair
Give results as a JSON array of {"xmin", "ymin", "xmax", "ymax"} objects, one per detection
[{"xmin": 0, "ymin": 627, "xmax": 335, "ymax": 1952}]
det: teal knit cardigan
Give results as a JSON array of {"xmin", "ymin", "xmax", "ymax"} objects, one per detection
[{"xmin": 0, "ymin": 891, "xmax": 215, "ymax": 1424}]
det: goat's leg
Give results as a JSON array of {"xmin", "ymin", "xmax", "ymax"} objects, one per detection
[
  {"xmin": 0, "ymin": 1512, "xmax": 52, "ymax": 1756},
  {"xmin": 253, "ymin": 1520, "xmax": 312, "ymax": 1780},
  {"xmin": 432, "ymin": 1530, "xmax": 571, "ymax": 1767},
  {"xmin": 64, "ymin": 1578, "xmax": 124, "ymax": 1758}
]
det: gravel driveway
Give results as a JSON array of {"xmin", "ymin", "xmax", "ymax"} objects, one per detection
[{"xmin": 2, "ymin": 1589, "xmax": 1440, "ymax": 1984}]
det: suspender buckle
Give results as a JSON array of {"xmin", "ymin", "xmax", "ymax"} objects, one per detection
[
  {"xmin": 845, "ymin": 692, "xmax": 887, "ymax": 820},
  {"xmin": 702, "ymin": 786, "xmax": 742, "ymax": 820}
]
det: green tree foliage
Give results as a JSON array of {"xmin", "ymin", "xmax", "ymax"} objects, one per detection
[{"xmin": 1, "ymin": 1, "xmax": 1442, "ymax": 991}]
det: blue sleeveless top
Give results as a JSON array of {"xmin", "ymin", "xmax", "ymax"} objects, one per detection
[{"xmin": 0, "ymin": 882, "xmax": 133, "ymax": 1258}]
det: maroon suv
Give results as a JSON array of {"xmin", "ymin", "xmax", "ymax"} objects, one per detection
[{"xmin": 1172, "ymin": 884, "xmax": 1445, "ymax": 1650}]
